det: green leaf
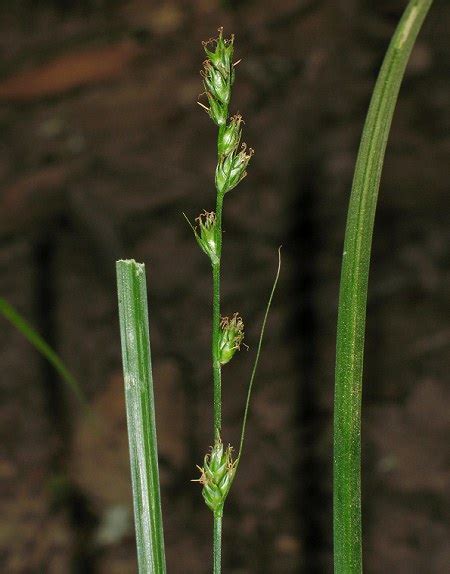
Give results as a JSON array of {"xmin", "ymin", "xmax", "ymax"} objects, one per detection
[
  {"xmin": 0, "ymin": 297, "xmax": 83, "ymax": 402},
  {"xmin": 116, "ymin": 259, "xmax": 166, "ymax": 574},
  {"xmin": 333, "ymin": 2, "xmax": 433, "ymax": 572},
  {"xmin": 237, "ymin": 247, "xmax": 281, "ymax": 463}
]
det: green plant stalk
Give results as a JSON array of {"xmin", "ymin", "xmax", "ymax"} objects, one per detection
[
  {"xmin": 196, "ymin": 30, "xmax": 254, "ymax": 573},
  {"xmin": 333, "ymin": 1, "xmax": 433, "ymax": 572},
  {"xmin": 211, "ymin": 251, "xmax": 223, "ymax": 574},
  {"xmin": 116, "ymin": 260, "xmax": 166, "ymax": 574},
  {"xmin": 212, "ymin": 191, "xmax": 224, "ymax": 439},
  {"xmin": 0, "ymin": 297, "xmax": 83, "ymax": 402},
  {"xmin": 213, "ymin": 512, "xmax": 222, "ymax": 574},
  {"xmin": 211, "ymin": 117, "xmax": 227, "ymax": 574}
]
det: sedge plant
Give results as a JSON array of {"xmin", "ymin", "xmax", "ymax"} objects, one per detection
[
  {"xmin": 0, "ymin": 7, "xmax": 434, "ymax": 570},
  {"xmin": 116, "ymin": 3, "xmax": 433, "ymax": 570},
  {"xmin": 117, "ymin": 29, "xmax": 280, "ymax": 573}
]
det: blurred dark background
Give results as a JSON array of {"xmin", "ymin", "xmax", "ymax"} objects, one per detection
[{"xmin": 0, "ymin": 1, "xmax": 449, "ymax": 572}]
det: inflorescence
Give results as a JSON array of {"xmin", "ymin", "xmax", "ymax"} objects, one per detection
[{"xmin": 189, "ymin": 28, "xmax": 254, "ymax": 515}]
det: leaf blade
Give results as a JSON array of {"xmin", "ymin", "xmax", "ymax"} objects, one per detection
[
  {"xmin": 116, "ymin": 259, "xmax": 166, "ymax": 574},
  {"xmin": 333, "ymin": 2, "xmax": 433, "ymax": 572},
  {"xmin": 0, "ymin": 297, "xmax": 83, "ymax": 401}
]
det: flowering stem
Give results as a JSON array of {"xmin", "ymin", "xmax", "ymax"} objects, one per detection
[
  {"xmin": 195, "ymin": 29, "xmax": 255, "ymax": 573},
  {"xmin": 212, "ymin": 259, "xmax": 222, "ymax": 438},
  {"xmin": 212, "ymin": 132, "xmax": 226, "ymax": 439},
  {"xmin": 213, "ymin": 512, "xmax": 222, "ymax": 574},
  {"xmin": 211, "ymin": 122, "xmax": 226, "ymax": 574}
]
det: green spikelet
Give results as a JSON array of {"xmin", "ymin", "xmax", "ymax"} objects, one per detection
[
  {"xmin": 218, "ymin": 313, "xmax": 244, "ymax": 365},
  {"xmin": 200, "ymin": 28, "xmax": 235, "ymax": 125},
  {"xmin": 195, "ymin": 438, "xmax": 236, "ymax": 515}
]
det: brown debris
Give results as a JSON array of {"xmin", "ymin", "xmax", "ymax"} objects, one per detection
[{"xmin": 0, "ymin": 40, "xmax": 142, "ymax": 102}]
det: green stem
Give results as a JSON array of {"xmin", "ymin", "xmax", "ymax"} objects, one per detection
[
  {"xmin": 212, "ymin": 263, "xmax": 221, "ymax": 438},
  {"xmin": 211, "ymin": 112, "xmax": 228, "ymax": 571},
  {"xmin": 213, "ymin": 512, "xmax": 223, "ymax": 574},
  {"xmin": 333, "ymin": 2, "xmax": 433, "ymax": 573},
  {"xmin": 212, "ymin": 116, "xmax": 226, "ymax": 440},
  {"xmin": 212, "ymin": 193, "xmax": 224, "ymax": 439}
]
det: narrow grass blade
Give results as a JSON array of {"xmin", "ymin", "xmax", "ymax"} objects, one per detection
[
  {"xmin": 333, "ymin": 1, "xmax": 433, "ymax": 572},
  {"xmin": 237, "ymin": 247, "xmax": 281, "ymax": 463},
  {"xmin": 116, "ymin": 260, "xmax": 166, "ymax": 574},
  {"xmin": 0, "ymin": 297, "xmax": 83, "ymax": 401}
]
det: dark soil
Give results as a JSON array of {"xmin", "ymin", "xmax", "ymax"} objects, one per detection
[{"xmin": 0, "ymin": 1, "xmax": 449, "ymax": 572}]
